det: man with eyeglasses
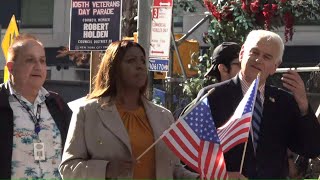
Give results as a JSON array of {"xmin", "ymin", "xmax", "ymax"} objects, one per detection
[
  {"xmin": 205, "ymin": 42, "xmax": 241, "ymax": 82},
  {"xmin": 193, "ymin": 42, "xmax": 241, "ymax": 102}
]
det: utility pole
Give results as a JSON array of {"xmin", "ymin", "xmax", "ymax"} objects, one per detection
[{"xmin": 138, "ymin": 0, "xmax": 153, "ymax": 98}]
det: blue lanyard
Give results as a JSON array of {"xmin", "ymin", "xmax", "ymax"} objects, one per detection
[{"xmin": 13, "ymin": 95, "xmax": 42, "ymax": 135}]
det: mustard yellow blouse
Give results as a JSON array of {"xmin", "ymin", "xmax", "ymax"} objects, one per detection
[{"xmin": 117, "ymin": 105, "xmax": 156, "ymax": 179}]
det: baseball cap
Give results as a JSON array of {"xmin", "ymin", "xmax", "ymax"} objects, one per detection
[{"xmin": 205, "ymin": 42, "xmax": 241, "ymax": 77}]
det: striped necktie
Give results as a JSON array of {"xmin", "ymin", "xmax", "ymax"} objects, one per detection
[{"xmin": 252, "ymin": 91, "xmax": 263, "ymax": 150}]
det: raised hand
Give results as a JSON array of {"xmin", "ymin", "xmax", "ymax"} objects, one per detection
[{"xmin": 281, "ymin": 70, "xmax": 308, "ymax": 115}]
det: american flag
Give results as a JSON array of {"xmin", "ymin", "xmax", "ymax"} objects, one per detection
[
  {"xmin": 162, "ymin": 97, "xmax": 228, "ymax": 179},
  {"xmin": 217, "ymin": 76, "xmax": 260, "ymax": 153}
]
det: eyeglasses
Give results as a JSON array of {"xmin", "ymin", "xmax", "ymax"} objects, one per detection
[{"xmin": 231, "ymin": 62, "xmax": 241, "ymax": 66}]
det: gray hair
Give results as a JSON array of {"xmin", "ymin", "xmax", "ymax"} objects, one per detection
[{"xmin": 243, "ymin": 30, "xmax": 284, "ymax": 64}]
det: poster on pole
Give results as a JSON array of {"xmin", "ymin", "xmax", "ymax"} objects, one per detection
[
  {"xmin": 69, "ymin": 0, "xmax": 122, "ymax": 51},
  {"xmin": 149, "ymin": 0, "xmax": 173, "ymax": 72}
]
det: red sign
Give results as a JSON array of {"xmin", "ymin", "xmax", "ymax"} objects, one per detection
[
  {"xmin": 152, "ymin": 8, "xmax": 159, "ymax": 18},
  {"xmin": 153, "ymin": 0, "xmax": 173, "ymax": 6}
]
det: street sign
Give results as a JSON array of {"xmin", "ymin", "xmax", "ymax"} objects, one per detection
[
  {"xmin": 149, "ymin": 58, "xmax": 169, "ymax": 72},
  {"xmin": 1, "ymin": 15, "xmax": 19, "ymax": 82},
  {"xmin": 148, "ymin": 0, "xmax": 172, "ymax": 72},
  {"xmin": 149, "ymin": 6, "xmax": 172, "ymax": 59},
  {"xmin": 69, "ymin": 0, "xmax": 122, "ymax": 51}
]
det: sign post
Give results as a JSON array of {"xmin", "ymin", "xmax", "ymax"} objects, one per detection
[{"xmin": 1, "ymin": 15, "xmax": 19, "ymax": 83}]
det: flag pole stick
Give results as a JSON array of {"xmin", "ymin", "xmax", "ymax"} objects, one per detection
[
  {"xmin": 136, "ymin": 87, "xmax": 216, "ymax": 161},
  {"xmin": 239, "ymin": 141, "xmax": 248, "ymax": 174},
  {"xmin": 136, "ymin": 120, "xmax": 179, "ymax": 161},
  {"xmin": 136, "ymin": 137, "xmax": 160, "ymax": 161}
]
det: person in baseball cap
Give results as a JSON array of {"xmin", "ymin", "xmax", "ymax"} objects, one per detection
[{"xmin": 205, "ymin": 42, "xmax": 241, "ymax": 82}]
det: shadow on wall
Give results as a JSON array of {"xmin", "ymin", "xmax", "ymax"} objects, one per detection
[{"xmin": 44, "ymin": 80, "xmax": 89, "ymax": 103}]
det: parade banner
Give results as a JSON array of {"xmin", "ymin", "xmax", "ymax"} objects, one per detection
[{"xmin": 69, "ymin": 0, "xmax": 122, "ymax": 51}]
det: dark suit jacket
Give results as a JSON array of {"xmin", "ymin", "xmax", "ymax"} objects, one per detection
[
  {"xmin": 0, "ymin": 82, "xmax": 72, "ymax": 178},
  {"xmin": 197, "ymin": 76, "xmax": 320, "ymax": 178}
]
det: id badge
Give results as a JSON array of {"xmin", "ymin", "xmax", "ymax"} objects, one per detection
[{"xmin": 34, "ymin": 143, "xmax": 45, "ymax": 160}]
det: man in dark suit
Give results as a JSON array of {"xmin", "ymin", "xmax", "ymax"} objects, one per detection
[{"xmin": 197, "ymin": 30, "xmax": 320, "ymax": 179}]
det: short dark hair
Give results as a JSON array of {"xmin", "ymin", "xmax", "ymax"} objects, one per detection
[{"xmin": 205, "ymin": 42, "xmax": 241, "ymax": 81}]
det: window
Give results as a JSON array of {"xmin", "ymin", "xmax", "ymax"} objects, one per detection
[
  {"xmin": 0, "ymin": 0, "xmax": 54, "ymax": 28},
  {"xmin": 20, "ymin": 0, "xmax": 54, "ymax": 28},
  {"xmin": 0, "ymin": 1, "xmax": 19, "ymax": 28}
]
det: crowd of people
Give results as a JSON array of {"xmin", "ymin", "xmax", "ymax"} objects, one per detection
[{"xmin": 1, "ymin": 30, "xmax": 319, "ymax": 179}]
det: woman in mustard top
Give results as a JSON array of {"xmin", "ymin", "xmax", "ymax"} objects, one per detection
[{"xmin": 59, "ymin": 40, "xmax": 199, "ymax": 179}]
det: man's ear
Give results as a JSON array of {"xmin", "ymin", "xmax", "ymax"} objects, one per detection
[
  {"xmin": 218, "ymin": 64, "xmax": 228, "ymax": 74},
  {"xmin": 270, "ymin": 61, "xmax": 280, "ymax": 76},
  {"xmin": 239, "ymin": 45, "xmax": 245, "ymax": 62},
  {"xmin": 6, "ymin": 61, "xmax": 14, "ymax": 73}
]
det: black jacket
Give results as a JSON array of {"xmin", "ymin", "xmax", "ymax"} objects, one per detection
[
  {"xmin": 197, "ymin": 76, "xmax": 320, "ymax": 178},
  {"xmin": 0, "ymin": 82, "xmax": 72, "ymax": 178}
]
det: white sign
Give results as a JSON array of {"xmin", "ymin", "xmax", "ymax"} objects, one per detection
[{"xmin": 149, "ymin": 6, "xmax": 172, "ymax": 59}]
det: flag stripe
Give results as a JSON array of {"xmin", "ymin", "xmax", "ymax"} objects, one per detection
[
  {"xmin": 162, "ymin": 135, "xmax": 199, "ymax": 171},
  {"xmin": 219, "ymin": 119, "xmax": 251, "ymax": 142},
  {"xmin": 211, "ymin": 145, "xmax": 221, "ymax": 179},
  {"xmin": 218, "ymin": 117, "xmax": 251, "ymax": 140},
  {"xmin": 206, "ymin": 146, "xmax": 216, "ymax": 179},
  {"xmin": 162, "ymin": 131, "xmax": 198, "ymax": 166},
  {"xmin": 169, "ymin": 128, "xmax": 198, "ymax": 160},
  {"xmin": 215, "ymin": 149, "xmax": 225, "ymax": 178},
  {"xmin": 203, "ymin": 142, "xmax": 214, "ymax": 178},
  {"xmin": 221, "ymin": 127, "xmax": 250, "ymax": 149},
  {"xmin": 178, "ymin": 121, "xmax": 200, "ymax": 147},
  {"xmin": 222, "ymin": 132, "xmax": 250, "ymax": 152},
  {"xmin": 199, "ymin": 141, "xmax": 205, "ymax": 179},
  {"xmin": 218, "ymin": 113, "xmax": 252, "ymax": 138}
]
